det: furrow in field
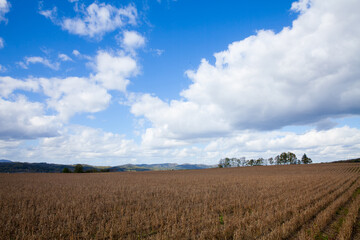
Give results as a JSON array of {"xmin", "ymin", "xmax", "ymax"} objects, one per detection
[
  {"xmin": 336, "ymin": 188, "xmax": 360, "ymax": 240},
  {"xmin": 229, "ymin": 175, "xmax": 345, "ymax": 237},
  {"xmin": 294, "ymin": 177, "xmax": 360, "ymax": 240},
  {"xmin": 316, "ymin": 187, "xmax": 360, "ymax": 240},
  {"xmin": 350, "ymin": 203, "xmax": 360, "ymax": 240},
  {"xmin": 261, "ymin": 176, "xmax": 358, "ymax": 240},
  {"xmin": 251, "ymin": 176, "xmax": 349, "ymax": 238}
]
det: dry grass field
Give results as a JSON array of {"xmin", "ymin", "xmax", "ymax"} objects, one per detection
[{"xmin": 1, "ymin": 163, "xmax": 360, "ymax": 239}]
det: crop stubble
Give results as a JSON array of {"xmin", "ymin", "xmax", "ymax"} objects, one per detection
[{"xmin": 0, "ymin": 163, "xmax": 360, "ymax": 239}]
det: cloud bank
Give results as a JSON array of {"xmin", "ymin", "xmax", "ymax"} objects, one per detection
[{"xmin": 131, "ymin": 0, "xmax": 360, "ymax": 143}]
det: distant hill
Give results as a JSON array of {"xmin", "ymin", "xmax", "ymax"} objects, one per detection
[
  {"xmin": 0, "ymin": 159, "xmax": 12, "ymax": 163},
  {"xmin": 0, "ymin": 162, "xmax": 93, "ymax": 173},
  {"xmin": 0, "ymin": 161, "xmax": 215, "ymax": 173},
  {"xmin": 331, "ymin": 158, "xmax": 360, "ymax": 163},
  {"xmin": 109, "ymin": 163, "xmax": 214, "ymax": 172},
  {"xmin": 124, "ymin": 163, "xmax": 214, "ymax": 171}
]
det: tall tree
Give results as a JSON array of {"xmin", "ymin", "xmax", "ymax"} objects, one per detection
[
  {"xmin": 275, "ymin": 152, "xmax": 297, "ymax": 165},
  {"xmin": 301, "ymin": 154, "xmax": 312, "ymax": 164},
  {"xmin": 256, "ymin": 158, "xmax": 264, "ymax": 166},
  {"xmin": 62, "ymin": 167, "xmax": 71, "ymax": 173},
  {"xmin": 288, "ymin": 152, "xmax": 297, "ymax": 164},
  {"xmin": 74, "ymin": 164, "xmax": 84, "ymax": 173}
]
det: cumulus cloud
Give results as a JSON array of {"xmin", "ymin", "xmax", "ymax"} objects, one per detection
[
  {"xmin": 0, "ymin": 76, "xmax": 39, "ymax": 98},
  {"xmin": 131, "ymin": 0, "xmax": 360, "ymax": 142},
  {"xmin": 291, "ymin": 0, "xmax": 311, "ymax": 13},
  {"xmin": 0, "ymin": 75, "xmax": 111, "ymax": 139},
  {"xmin": 0, "ymin": 37, "xmax": 4, "ymax": 48},
  {"xmin": 0, "ymin": 46, "xmax": 139, "ymax": 140},
  {"xmin": 2, "ymin": 124, "xmax": 359, "ymax": 165},
  {"xmin": 12, "ymin": 126, "xmax": 137, "ymax": 165},
  {"xmin": 19, "ymin": 56, "xmax": 60, "ymax": 70},
  {"xmin": 41, "ymin": 3, "xmax": 137, "ymax": 39},
  {"xmin": 37, "ymin": 76, "xmax": 111, "ymax": 120},
  {"xmin": 203, "ymin": 126, "xmax": 360, "ymax": 163},
  {"xmin": 0, "ymin": 0, "xmax": 10, "ymax": 23},
  {"xmin": 0, "ymin": 96, "xmax": 61, "ymax": 140},
  {"xmin": 120, "ymin": 30, "xmax": 145, "ymax": 54},
  {"xmin": 131, "ymin": 93, "xmax": 231, "ymax": 142},
  {"xmin": 92, "ymin": 50, "xmax": 138, "ymax": 91}
]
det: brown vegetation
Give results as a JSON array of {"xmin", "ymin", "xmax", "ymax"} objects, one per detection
[{"xmin": 1, "ymin": 163, "xmax": 360, "ymax": 239}]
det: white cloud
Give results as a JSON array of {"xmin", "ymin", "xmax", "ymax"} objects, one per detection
[
  {"xmin": 0, "ymin": 75, "xmax": 111, "ymax": 140},
  {"xmin": 0, "ymin": 47, "xmax": 139, "ymax": 139},
  {"xmin": 39, "ymin": 7, "xmax": 57, "ymax": 21},
  {"xmin": 0, "ymin": 37, "xmax": 4, "ymax": 48},
  {"xmin": 0, "ymin": 76, "xmax": 39, "ymax": 98},
  {"xmin": 58, "ymin": 53, "xmax": 73, "ymax": 62},
  {"xmin": 71, "ymin": 49, "xmax": 92, "ymax": 60},
  {"xmin": 291, "ymin": 0, "xmax": 311, "ymax": 14},
  {"xmin": 131, "ymin": 94, "xmax": 230, "ymax": 142},
  {"xmin": 2, "ymin": 125, "xmax": 359, "ymax": 165},
  {"xmin": 0, "ymin": 0, "xmax": 10, "ymax": 23},
  {"xmin": 203, "ymin": 126, "xmax": 360, "ymax": 163},
  {"xmin": 37, "ymin": 76, "xmax": 111, "ymax": 121},
  {"xmin": 72, "ymin": 49, "xmax": 80, "ymax": 56},
  {"xmin": 154, "ymin": 49, "xmax": 164, "ymax": 56},
  {"xmin": 19, "ymin": 56, "xmax": 60, "ymax": 70},
  {"xmin": 131, "ymin": 0, "xmax": 360, "ymax": 142},
  {"xmin": 0, "ymin": 95, "xmax": 61, "ymax": 140},
  {"xmin": 120, "ymin": 30, "xmax": 145, "ymax": 54},
  {"xmin": 92, "ymin": 50, "xmax": 138, "ymax": 91},
  {"xmin": 19, "ymin": 126, "xmax": 137, "ymax": 165},
  {"xmin": 42, "ymin": 3, "xmax": 138, "ymax": 39}
]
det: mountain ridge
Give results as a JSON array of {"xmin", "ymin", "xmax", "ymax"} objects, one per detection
[{"xmin": 0, "ymin": 160, "xmax": 215, "ymax": 173}]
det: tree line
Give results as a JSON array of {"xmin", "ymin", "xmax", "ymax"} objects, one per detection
[
  {"xmin": 218, "ymin": 152, "xmax": 312, "ymax": 168},
  {"xmin": 62, "ymin": 164, "xmax": 110, "ymax": 173}
]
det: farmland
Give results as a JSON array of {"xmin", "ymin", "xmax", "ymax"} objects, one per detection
[{"xmin": 1, "ymin": 163, "xmax": 360, "ymax": 239}]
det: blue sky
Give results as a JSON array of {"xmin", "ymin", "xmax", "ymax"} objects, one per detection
[{"xmin": 0, "ymin": 0, "xmax": 360, "ymax": 165}]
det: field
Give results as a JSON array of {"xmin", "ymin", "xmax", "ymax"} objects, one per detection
[{"xmin": 1, "ymin": 164, "xmax": 360, "ymax": 239}]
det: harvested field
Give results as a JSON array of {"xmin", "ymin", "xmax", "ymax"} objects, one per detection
[{"xmin": 1, "ymin": 163, "xmax": 360, "ymax": 239}]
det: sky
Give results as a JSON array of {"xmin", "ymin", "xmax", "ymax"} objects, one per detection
[{"xmin": 0, "ymin": 0, "xmax": 360, "ymax": 166}]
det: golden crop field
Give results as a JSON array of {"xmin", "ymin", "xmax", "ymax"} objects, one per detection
[{"xmin": 1, "ymin": 163, "xmax": 360, "ymax": 239}]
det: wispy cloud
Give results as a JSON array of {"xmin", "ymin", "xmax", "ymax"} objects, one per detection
[
  {"xmin": 18, "ymin": 56, "xmax": 60, "ymax": 70},
  {"xmin": 58, "ymin": 53, "xmax": 73, "ymax": 62},
  {"xmin": 40, "ymin": 3, "xmax": 138, "ymax": 39},
  {"xmin": 72, "ymin": 49, "xmax": 92, "ymax": 60},
  {"xmin": 0, "ymin": 0, "xmax": 10, "ymax": 23},
  {"xmin": 0, "ymin": 64, "xmax": 6, "ymax": 72}
]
